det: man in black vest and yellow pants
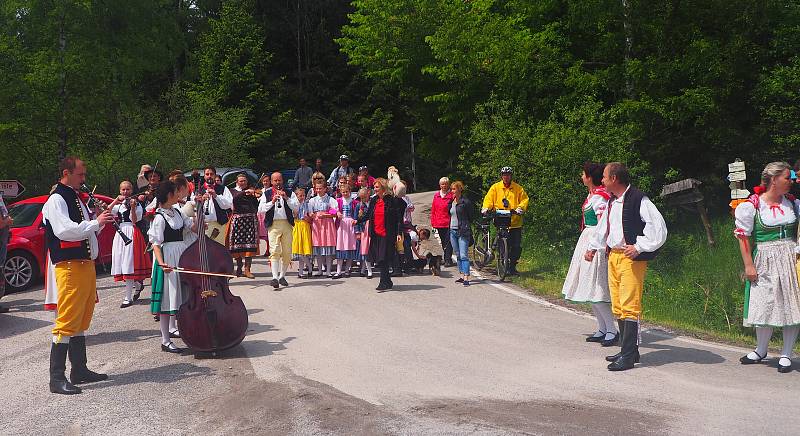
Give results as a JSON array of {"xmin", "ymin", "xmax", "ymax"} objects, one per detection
[
  {"xmin": 42, "ymin": 156, "xmax": 114, "ymax": 394},
  {"xmin": 585, "ymin": 162, "xmax": 667, "ymax": 371}
]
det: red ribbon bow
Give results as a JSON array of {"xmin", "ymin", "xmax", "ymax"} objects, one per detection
[{"xmin": 769, "ymin": 204, "xmax": 785, "ymax": 218}]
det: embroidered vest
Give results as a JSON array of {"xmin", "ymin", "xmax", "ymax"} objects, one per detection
[{"xmin": 45, "ymin": 183, "xmax": 92, "ymax": 263}]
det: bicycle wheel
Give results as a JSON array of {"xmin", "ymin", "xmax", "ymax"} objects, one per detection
[
  {"xmin": 496, "ymin": 236, "xmax": 509, "ymax": 281},
  {"xmin": 472, "ymin": 227, "xmax": 490, "ymax": 270}
]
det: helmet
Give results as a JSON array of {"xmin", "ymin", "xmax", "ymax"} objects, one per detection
[{"xmin": 500, "ymin": 166, "xmax": 513, "ymax": 175}]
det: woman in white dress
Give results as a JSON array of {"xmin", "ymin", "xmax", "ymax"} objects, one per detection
[
  {"xmin": 149, "ymin": 180, "xmax": 195, "ymax": 354},
  {"xmin": 735, "ymin": 162, "xmax": 800, "ymax": 373},
  {"xmin": 109, "ymin": 180, "xmax": 151, "ymax": 308},
  {"xmin": 562, "ymin": 162, "xmax": 618, "ymax": 346}
]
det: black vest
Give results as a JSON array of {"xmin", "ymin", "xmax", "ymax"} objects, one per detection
[
  {"xmin": 262, "ymin": 188, "xmax": 295, "ymax": 228},
  {"xmin": 155, "ymin": 211, "xmax": 184, "ymax": 243},
  {"xmin": 616, "ymin": 186, "xmax": 660, "ymax": 261},
  {"xmin": 199, "ymin": 183, "xmax": 230, "ymax": 225},
  {"xmin": 45, "ymin": 183, "xmax": 92, "ymax": 263}
]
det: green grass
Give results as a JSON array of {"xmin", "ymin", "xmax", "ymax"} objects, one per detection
[{"xmin": 509, "ymin": 216, "xmax": 760, "ymax": 346}]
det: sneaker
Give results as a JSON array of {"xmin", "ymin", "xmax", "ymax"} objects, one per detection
[
  {"xmin": 271, "ymin": 279, "xmax": 280, "ymax": 289},
  {"xmin": 463, "ymin": 280, "xmax": 471, "ymax": 287}
]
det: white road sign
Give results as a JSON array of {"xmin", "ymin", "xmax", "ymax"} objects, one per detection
[{"xmin": 0, "ymin": 180, "xmax": 26, "ymax": 198}]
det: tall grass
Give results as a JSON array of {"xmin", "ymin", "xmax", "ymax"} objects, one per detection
[{"xmin": 514, "ymin": 215, "xmax": 755, "ymax": 343}]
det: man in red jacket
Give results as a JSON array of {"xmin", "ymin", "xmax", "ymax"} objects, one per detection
[{"xmin": 430, "ymin": 176, "xmax": 454, "ymax": 267}]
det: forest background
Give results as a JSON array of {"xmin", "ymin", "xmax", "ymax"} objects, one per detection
[{"xmin": 1, "ymin": 0, "xmax": 799, "ymax": 341}]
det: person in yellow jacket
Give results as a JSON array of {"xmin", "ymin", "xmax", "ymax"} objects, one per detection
[{"xmin": 481, "ymin": 166, "xmax": 529, "ymax": 275}]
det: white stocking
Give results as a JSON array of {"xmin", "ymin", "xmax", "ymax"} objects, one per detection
[
  {"xmin": 124, "ymin": 280, "xmax": 134, "ymax": 302},
  {"xmin": 160, "ymin": 315, "xmax": 171, "ymax": 346},
  {"xmin": 315, "ymin": 256, "xmax": 326, "ymax": 276},
  {"xmin": 781, "ymin": 325, "xmax": 800, "ymax": 359},
  {"xmin": 168, "ymin": 315, "xmax": 178, "ymax": 334},
  {"xmin": 279, "ymin": 259, "xmax": 288, "ymax": 279},
  {"xmin": 271, "ymin": 259, "xmax": 281, "ymax": 279},
  {"xmin": 297, "ymin": 257, "xmax": 306, "ymax": 277},
  {"xmin": 595, "ymin": 303, "xmax": 617, "ymax": 339},
  {"xmin": 325, "ymin": 255, "xmax": 333, "ymax": 277},
  {"xmin": 747, "ymin": 326, "xmax": 772, "ymax": 360},
  {"xmin": 365, "ymin": 261, "xmax": 372, "ymax": 275},
  {"xmin": 336, "ymin": 257, "xmax": 343, "ymax": 275},
  {"xmin": 590, "ymin": 304, "xmax": 606, "ymax": 337}
]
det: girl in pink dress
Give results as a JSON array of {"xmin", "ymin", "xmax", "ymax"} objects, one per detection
[
  {"xmin": 334, "ymin": 181, "xmax": 358, "ymax": 277},
  {"xmin": 309, "ymin": 182, "xmax": 338, "ymax": 278}
]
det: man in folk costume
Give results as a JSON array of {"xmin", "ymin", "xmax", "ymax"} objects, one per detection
[
  {"xmin": 187, "ymin": 166, "xmax": 233, "ymax": 245},
  {"xmin": 42, "ymin": 156, "xmax": 114, "ymax": 394},
  {"xmin": 585, "ymin": 162, "xmax": 667, "ymax": 371},
  {"xmin": 259, "ymin": 172, "xmax": 299, "ymax": 289}
]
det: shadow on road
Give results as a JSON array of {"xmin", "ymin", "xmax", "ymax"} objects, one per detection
[
  {"xmin": 640, "ymin": 330, "xmax": 725, "ymax": 366},
  {"xmin": 381, "ymin": 284, "xmax": 445, "ymax": 293},
  {"xmin": 0, "ymin": 312, "xmax": 51, "ymax": 339},
  {"xmin": 87, "ymin": 329, "xmax": 160, "ymax": 346},
  {"xmin": 83, "ymin": 362, "xmax": 213, "ymax": 390},
  {"xmin": 0, "ymin": 298, "xmax": 43, "ymax": 313}
]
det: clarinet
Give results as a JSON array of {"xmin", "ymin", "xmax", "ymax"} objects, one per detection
[{"xmin": 80, "ymin": 183, "xmax": 132, "ymax": 246}]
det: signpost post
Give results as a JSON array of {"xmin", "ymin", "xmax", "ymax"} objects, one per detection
[
  {"xmin": 727, "ymin": 159, "xmax": 749, "ymax": 209},
  {"xmin": 0, "ymin": 180, "xmax": 25, "ymax": 198}
]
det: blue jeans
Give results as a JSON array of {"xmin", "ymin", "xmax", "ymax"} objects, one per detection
[{"xmin": 449, "ymin": 229, "xmax": 470, "ymax": 276}]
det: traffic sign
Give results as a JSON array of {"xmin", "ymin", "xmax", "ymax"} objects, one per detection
[{"xmin": 0, "ymin": 180, "xmax": 26, "ymax": 198}]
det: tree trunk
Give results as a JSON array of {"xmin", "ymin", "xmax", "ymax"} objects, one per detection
[
  {"xmin": 622, "ymin": 0, "xmax": 634, "ymax": 99},
  {"xmin": 57, "ymin": 5, "xmax": 68, "ymax": 160},
  {"xmin": 296, "ymin": 0, "xmax": 302, "ymax": 91}
]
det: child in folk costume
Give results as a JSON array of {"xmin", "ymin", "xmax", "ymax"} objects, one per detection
[
  {"xmin": 109, "ymin": 180, "xmax": 151, "ymax": 308},
  {"xmin": 334, "ymin": 179, "xmax": 358, "ymax": 278},
  {"xmin": 149, "ymin": 180, "xmax": 195, "ymax": 354},
  {"xmin": 562, "ymin": 162, "xmax": 618, "ymax": 346},
  {"xmin": 735, "ymin": 162, "xmax": 800, "ymax": 373},
  {"xmin": 355, "ymin": 187, "xmax": 373, "ymax": 278},
  {"xmin": 309, "ymin": 181, "xmax": 339, "ymax": 278},
  {"xmin": 292, "ymin": 187, "xmax": 313, "ymax": 278},
  {"xmin": 229, "ymin": 174, "xmax": 261, "ymax": 278}
]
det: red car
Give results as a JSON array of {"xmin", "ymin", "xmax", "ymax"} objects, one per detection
[{"xmin": 3, "ymin": 194, "xmax": 115, "ymax": 292}]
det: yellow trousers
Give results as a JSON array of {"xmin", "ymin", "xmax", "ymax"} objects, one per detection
[
  {"xmin": 608, "ymin": 250, "xmax": 648, "ymax": 320},
  {"xmin": 268, "ymin": 219, "xmax": 294, "ymax": 264},
  {"xmin": 53, "ymin": 260, "xmax": 97, "ymax": 338}
]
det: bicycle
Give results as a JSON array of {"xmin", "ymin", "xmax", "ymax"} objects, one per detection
[{"xmin": 471, "ymin": 209, "xmax": 518, "ymax": 281}]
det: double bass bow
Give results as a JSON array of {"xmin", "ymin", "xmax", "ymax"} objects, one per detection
[{"xmin": 176, "ymin": 195, "xmax": 248, "ymax": 354}]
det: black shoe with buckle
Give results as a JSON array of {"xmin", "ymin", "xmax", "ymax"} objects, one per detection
[
  {"xmin": 739, "ymin": 350, "xmax": 767, "ymax": 365},
  {"xmin": 778, "ymin": 357, "xmax": 793, "ymax": 373},
  {"xmin": 586, "ymin": 332, "xmax": 605, "ymax": 343},
  {"xmin": 601, "ymin": 332, "xmax": 620, "ymax": 347},
  {"xmin": 161, "ymin": 342, "xmax": 184, "ymax": 354}
]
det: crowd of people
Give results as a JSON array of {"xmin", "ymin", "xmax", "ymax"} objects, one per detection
[{"xmin": 23, "ymin": 153, "xmax": 800, "ymax": 395}]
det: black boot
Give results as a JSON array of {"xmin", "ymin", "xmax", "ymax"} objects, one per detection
[
  {"xmin": 68, "ymin": 336, "xmax": 108, "ymax": 384},
  {"xmin": 608, "ymin": 320, "xmax": 640, "ymax": 371},
  {"xmin": 605, "ymin": 319, "xmax": 627, "ymax": 362},
  {"xmin": 50, "ymin": 342, "xmax": 81, "ymax": 394}
]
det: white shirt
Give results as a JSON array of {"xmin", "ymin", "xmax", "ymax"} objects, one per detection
[
  {"xmin": 583, "ymin": 192, "xmax": 608, "ymax": 225},
  {"xmin": 258, "ymin": 190, "xmax": 300, "ymax": 220},
  {"xmin": 308, "ymin": 194, "xmax": 338, "ymax": 215},
  {"xmin": 189, "ymin": 185, "xmax": 233, "ymax": 223},
  {"xmin": 734, "ymin": 195, "xmax": 800, "ymax": 237},
  {"xmin": 41, "ymin": 190, "xmax": 101, "ymax": 260},
  {"xmin": 111, "ymin": 202, "xmax": 142, "ymax": 224},
  {"xmin": 589, "ymin": 185, "xmax": 668, "ymax": 254},
  {"xmin": 148, "ymin": 206, "xmax": 193, "ymax": 246}
]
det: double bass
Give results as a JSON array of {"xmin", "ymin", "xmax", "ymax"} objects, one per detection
[{"xmin": 177, "ymin": 196, "xmax": 248, "ymax": 353}]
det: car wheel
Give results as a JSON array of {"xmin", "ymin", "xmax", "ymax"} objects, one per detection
[{"xmin": 3, "ymin": 251, "xmax": 38, "ymax": 293}]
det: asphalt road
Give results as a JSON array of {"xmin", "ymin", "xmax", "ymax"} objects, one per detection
[{"xmin": 1, "ymin": 191, "xmax": 799, "ymax": 435}]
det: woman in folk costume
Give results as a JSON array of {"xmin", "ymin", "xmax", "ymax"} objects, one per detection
[
  {"xmin": 292, "ymin": 187, "xmax": 313, "ymax": 278},
  {"xmin": 308, "ymin": 181, "xmax": 339, "ymax": 278},
  {"xmin": 354, "ymin": 187, "xmax": 373, "ymax": 278},
  {"xmin": 229, "ymin": 174, "xmax": 261, "ymax": 278},
  {"xmin": 334, "ymin": 178, "xmax": 359, "ymax": 278},
  {"xmin": 562, "ymin": 162, "xmax": 618, "ymax": 345},
  {"xmin": 736, "ymin": 162, "xmax": 800, "ymax": 373},
  {"xmin": 149, "ymin": 180, "xmax": 196, "ymax": 354},
  {"xmin": 109, "ymin": 180, "xmax": 151, "ymax": 308}
]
